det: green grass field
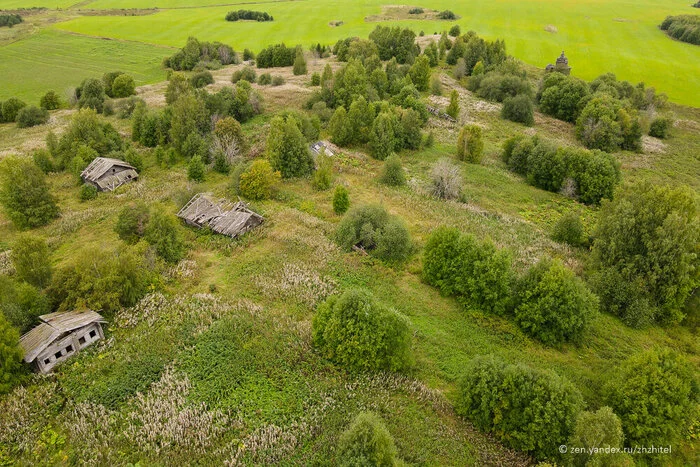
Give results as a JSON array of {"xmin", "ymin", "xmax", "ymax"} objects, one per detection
[
  {"xmin": 42, "ymin": 0, "xmax": 700, "ymax": 106},
  {"xmin": 0, "ymin": 29, "xmax": 169, "ymax": 102}
]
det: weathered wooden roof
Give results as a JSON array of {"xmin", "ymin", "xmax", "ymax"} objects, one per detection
[
  {"xmin": 20, "ymin": 310, "xmax": 106, "ymax": 363},
  {"xmin": 177, "ymin": 193, "xmax": 264, "ymax": 238},
  {"xmin": 310, "ymin": 141, "xmax": 336, "ymax": 157},
  {"xmin": 81, "ymin": 157, "xmax": 138, "ymax": 191}
]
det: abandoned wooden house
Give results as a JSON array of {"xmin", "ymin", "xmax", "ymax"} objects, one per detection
[
  {"xmin": 545, "ymin": 51, "xmax": 572, "ymax": 75},
  {"xmin": 81, "ymin": 157, "xmax": 138, "ymax": 191},
  {"xmin": 177, "ymin": 193, "xmax": 264, "ymax": 238},
  {"xmin": 19, "ymin": 310, "xmax": 106, "ymax": 374},
  {"xmin": 427, "ymin": 105, "xmax": 457, "ymax": 123},
  {"xmin": 310, "ymin": 141, "xmax": 336, "ymax": 157}
]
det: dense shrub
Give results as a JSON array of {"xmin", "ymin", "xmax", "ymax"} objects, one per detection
[
  {"xmin": 313, "ymin": 289, "xmax": 413, "ymax": 372},
  {"xmin": 501, "ymin": 94, "xmax": 534, "ymax": 125},
  {"xmin": 649, "ymin": 116, "xmax": 672, "ymax": 138},
  {"xmin": 78, "ymin": 183, "xmax": 98, "ymax": 201},
  {"xmin": 456, "ymin": 124, "xmax": 483, "ymax": 163},
  {"xmin": 408, "ymin": 55, "xmax": 431, "ymax": 91},
  {"xmin": 165, "ymin": 37, "xmax": 237, "ymax": 71},
  {"xmin": 40, "ymin": 90, "xmax": 61, "ymax": 110},
  {"xmin": 605, "ymin": 349, "xmax": 698, "ymax": 452},
  {"xmin": 32, "ymin": 149, "xmax": 54, "ymax": 174},
  {"xmin": 368, "ymin": 25, "xmax": 419, "ymax": 64},
  {"xmin": 267, "ymin": 115, "xmax": 314, "ymax": 178},
  {"xmin": 144, "ymin": 210, "xmax": 186, "ymax": 264},
  {"xmin": 256, "ymin": 43, "xmax": 296, "ymax": 68},
  {"xmin": 336, "ymin": 205, "xmax": 412, "ymax": 263},
  {"xmin": 257, "ymin": 73, "xmax": 272, "ymax": 85},
  {"xmin": 205, "ymin": 80, "xmax": 262, "ymax": 123},
  {"xmin": 567, "ymin": 407, "xmax": 630, "ymax": 467},
  {"xmin": 526, "ymin": 139, "xmax": 565, "ymax": 192},
  {"xmin": 48, "ymin": 246, "xmax": 154, "ymax": 313},
  {"xmin": 538, "ymin": 73, "xmax": 590, "ymax": 123},
  {"xmin": 187, "ymin": 155, "xmax": 206, "ymax": 182},
  {"xmin": 115, "ymin": 202, "xmax": 151, "ymax": 244},
  {"xmin": 561, "ymin": 147, "xmax": 620, "ymax": 204},
  {"xmin": 446, "ymin": 90, "xmax": 459, "ymax": 119},
  {"xmin": 111, "ymin": 74, "xmax": 136, "ymax": 98},
  {"xmin": 169, "ymin": 94, "xmax": 209, "ymax": 154},
  {"xmin": 225, "ymin": 10, "xmax": 273, "ymax": 22},
  {"xmin": 10, "ymin": 234, "xmax": 52, "ymax": 289},
  {"xmin": 0, "ymin": 313, "xmax": 24, "ymax": 395},
  {"xmin": 0, "ymin": 276, "xmax": 49, "ymax": 333},
  {"xmin": 0, "ymin": 14, "xmax": 22, "ymax": 28},
  {"xmin": 16, "ymin": 106, "xmax": 49, "ymax": 128},
  {"xmin": 448, "ymin": 24, "xmax": 461, "ymax": 37},
  {"xmin": 455, "ymin": 355, "xmax": 584, "ymax": 460},
  {"xmin": 77, "ymin": 78, "xmax": 106, "ymax": 113},
  {"xmin": 0, "ymin": 157, "xmax": 59, "ymax": 229},
  {"xmin": 239, "ymin": 159, "xmax": 281, "ymax": 200},
  {"xmin": 408, "ymin": 7, "xmax": 424, "ymax": 15},
  {"xmin": 659, "ymin": 15, "xmax": 700, "ymax": 45},
  {"xmin": 329, "ymin": 106, "xmax": 351, "ymax": 146},
  {"xmin": 551, "ymin": 212, "xmax": 585, "ymax": 247},
  {"xmin": 337, "ymin": 412, "xmax": 399, "ymax": 467},
  {"xmin": 231, "ymin": 66, "xmax": 256, "ymax": 83},
  {"xmin": 440, "ymin": 10, "xmax": 458, "ymax": 20},
  {"xmin": 576, "ymin": 95, "xmax": 642, "ymax": 152},
  {"xmin": 293, "ymin": 46, "xmax": 307, "ymax": 75},
  {"xmin": 592, "ymin": 182, "xmax": 699, "ymax": 326},
  {"xmin": 190, "ymin": 71, "xmax": 214, "ymax": 88},
  {"xmin": 312, "ymin": 150, "xmax": 334, "ymax": 190},
  {"xmin": 513, "ymin": 259, "xmax": 597, "ymax": 345},
  {"xmin": 333, "ymin": 185, "xmax": 350, "ymax": 214},
  {"xmin": 369, "ymin": 112, "xmax": 395, "ymax": 160},
  {"xmin": 423, "ymin": 227, "xmax": 512, "ymax": 314},
  {"xmin": 1, "ymin": 98, "xmax": 26, "ymax": 123},
  {"xmin": 379, "ymin": 155, "xmax": 405, "ymax": 187},
  {"xmin": 271, "ymin": 75, "xmax": 285, "ymax": 86},
  {"xmin": 471, "ymin": 69, "xmax": 532, "ymax": 103}
]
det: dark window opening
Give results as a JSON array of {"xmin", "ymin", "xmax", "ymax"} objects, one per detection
[
  {"xmin": 55, "ymin": 351, "xmax": 62, "ymax": 359},
  {"xmin": 66, "ymin": 345, "xmax": 73, "ymax": 353},
  {"xmin": 44, "ymin": 358, "xmax": 51, "ymax": 365},
  {"xmin": 79, "ymin": 336, "xmax": 86, "ymax": 345},
  {"xmin": 89, "ymin": 330, "xmax": 96, "ymax": 338}
]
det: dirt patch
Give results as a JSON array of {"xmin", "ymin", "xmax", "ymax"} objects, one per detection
[
  {"xmin": 544, "ymin": 24, "xmax": 558, "ymax": 34},
  {"xmin": 77, "ymin": 9, "xmax": 158, "ymax": 17},
  {"xmin": 642, "ymin": 135, "xmax": 667, "ymax": 154},
  {"xmin": 365, "ymin": 5, "xmax": 460, "ymax": 23},
  {"xmin": 328, "ymin": 20, "xmax": 343, "ymax": 27}
]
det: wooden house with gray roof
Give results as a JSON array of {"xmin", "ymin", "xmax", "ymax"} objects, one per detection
[
  {"xmin": 81, "ymin": 157, "xmax": 138, "ymax": 192},
  {"xmin": 177, "ymin": 193, "xmax": 264, "ymax": 238},
  {"xmin": 20, "ymin": 310, "xmax": 106, "ymax": 374}
]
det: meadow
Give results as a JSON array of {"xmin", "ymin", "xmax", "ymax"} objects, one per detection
[{"xmin": 29, "ymin": 0, "xmax": 700, "ymax": 107}]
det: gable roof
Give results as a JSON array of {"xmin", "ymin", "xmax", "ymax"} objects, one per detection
[
  {"xmin": 20, "ymin": 310, "xmax": 106, "ymax": 363},
  {"xmin": 177, "ymin": 193, "xmax": 264, "ymax": 238},
  {"xmin": 81, "ymin": 157, "xmax": 138, "ymax": 191}
]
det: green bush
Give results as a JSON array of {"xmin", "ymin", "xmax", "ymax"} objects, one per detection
[
  {"xmin": 605, "ymin": 349, "xmax": 698, "ymax": 453},
  {"xmin": 232, "ymin": 67, "xmax": 257, "ymax": 84},
  {"xmin": 257, "ymin": 73, "xmax": 272, "ymax": 85},
  {"xmin": 551, "ymin": 212, "xmax": 585, "ymax": 246},
  {"xmin": 187, "ymin": 155, "xmax": 206, "ymax": 182},
  {"xmin": 115, "ymin": 202, "xmax": 151, "ymax": 244},
  {"xmin": 78, "ymin": 183, "xmax": 98, "ymax": 201},
  {"xmin": 526, "ymin": 139, "xmax": 565, "ymax": 192},
  {"xmin": 77, "ymin": 78, "xmax": 106, "ymax": 113},
  {"xmin": 144, "ymin": 210, "xmax": 186, "ymax": 264},
  {"xmin": 448, "ymin": 24, "xmax": 461, "ymax": 37},
  {"xmin": 649, "ymin": 116, "xmax": 672, "ymax": 139},
  {"xmin": 1, "ymin": 98, "xmax": 26, "ymax": 123},
  {"xmin": 337, "ymin": 412, "xmax": 399, "ymax": 467},
  {"xmin": 562, "ymin": 147, "xmax": 620, "ymax": 204},
  {"xmin": 575, "ymin": 95, "xmax": 641, "ymax": 152},
  {"xmin": 32, "ymin": 149, "xmax": 54, "ymax": 174},
  {"xmin": 267, "ymin": 115, "xmax": 314, "ymax": 178},
  {"xmin": 369, "ymin": 112, "xmax": 395, "ymax": 161},
  {"xmin": 513, "ymin": 259, "xmax": 597, "ymax": 345},
  {"xmin": 0, "ymin": 157, "xmax": 59, "ymax": 229},
  {"xmin": 11, "ymin": 234, "xmax": 52, "ymax": 288},
  {"xmin": 456, "ymin": 125, "xmax": 483, "ymax": 163},
  {"xmin": 592, "ymin": 182, "xmax": 699, "ymax": 325},
  {"xmin": 446, "ymin": 90, "xmax": 459, "ymax": 119},
  {"xmin": 190, "ymin": 70, "xmax": 214, "ymax": 88},
  {"xmin": 111, "ymin": 74, "xmax": 136, "ymax": 98},
  {"xmin": 501, "ymin": 94, "xmax": 534, "ymax": 125},
  {"xmin": 15, "ymin": 106, "xmax": 49, "ymax": 128},
  {"xmin": 293, "ymin": 46, "xmax": 307, "ymax": 75},
  {"xmin": 538, "ymin": 73, "xmax": 589, "ymax": 123},
  {"xmin": 455, "ymin": 355, "xmax": 584, "ymax": 460},
  {"xmin": 379, "ymin": 155, "xmax": 406, "ymax": 187},
  {"xmin": 336, "ymin": 205, "xmax": 412, "ymax": 263},
  {"xmin": 332, "ymin": 185, "xmax": 350, "ymax": 214},
  {"xmin": 239, "ymin": 159, "xmax": 281, "ymax": 200},
  {"xmin": 313, "ymin": 289, "xmax": 413, "ymax": 373},
  {"xmin": 0, "ymin": 313, "xmax": 24, "ymax": 395},
  {"xmin": 329, "ymin": 106, "xmax": 352, "ymax": 146},
  {"xmin": 271, "ymin": 75, "xmax": 285, "ymax": 86},
  {"xmin": 310, "ymin": 72, "xmax": 321, "ymax": 86},
  {"xmin": 40, "ymin": 91, "xmax": 61, "ymax": 110},
  {"xmin": 312, "ymin": 150, "xmax": 334, "ymax": 191},
  {"xmin": 48, "ymin": 246, "xmax": 154, "ymax": 313},
  {"xmin": 0, "ymin": 276, "xmax": 49, "ymax": 333},
  {"xmin": 423, "ymin": 227, "xmax": 512, "ymax": 314},
  {"xmin": 567, "ymin": 407, "xmax": 630, "ymax": 467}
]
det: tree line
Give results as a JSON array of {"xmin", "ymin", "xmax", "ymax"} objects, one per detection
[
  {"xmin": 225, "ymin": 10, "xmax": 273, "ymax": 22},
  {"xmin": 660, "ymin": 15, "xmax": 700, "ymax": 45}
]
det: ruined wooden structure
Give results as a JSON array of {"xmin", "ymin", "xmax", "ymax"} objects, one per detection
[
  {"xmin": 20, "ymin": 310, "xmax": 106, "ymax": 374},
  {"xmin": 427, "ymin": 105, "xmax": 456, "ymax": 123},
  {"xmin": 545, "ymin": 51, "xmax": 571, "ymax": 75},
  {"xmin": 310, "ymin": 141, "xmax": 336, "ymax": 157},
  {"xmin": 81, "ymin": 157, "xmax": 138, "ymax": 191},
  {"xmin": 177, "ymin": 193, "xmax": 264, "ymax": 238}
]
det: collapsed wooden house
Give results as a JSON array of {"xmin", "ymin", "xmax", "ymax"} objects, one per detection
[
  {"xmin": 310, "ymin": 141, "xmax": 337, "ymax": 157},
  {"xmin": 20, "ymin": 310, "xmax": 106, "ymax": 374},
  {"xmin": 81, "ymin": 157, "xmax": 138, "ymax": 191},
  {"xmin": 427, "ymin": 105, "xmax": 457, "ymax": 123},
  {"xmin": 177, "ymin": 193, "xmax": 264, "ymax": 238}
]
